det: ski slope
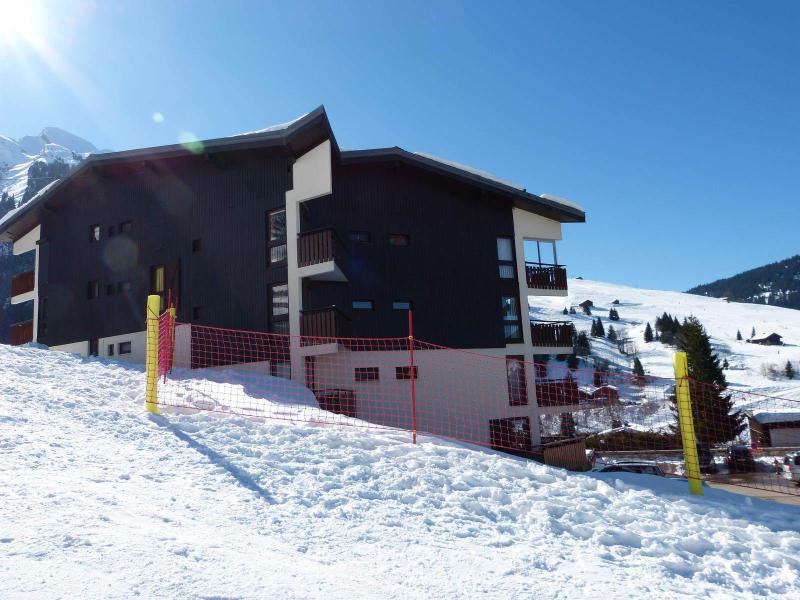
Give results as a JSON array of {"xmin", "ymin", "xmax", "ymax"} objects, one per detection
[
  {"xmin": 1, "ymin": 344, "xmax": 799, "ymax": 599},
  {"xmin": 532, "ymin": 278, "xmax": 800, "ymax": 400}
]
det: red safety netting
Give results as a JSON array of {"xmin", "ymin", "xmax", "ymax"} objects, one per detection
[{"xmin": 149, "ymin": 315, "xmax": 800, "ymax": 497}]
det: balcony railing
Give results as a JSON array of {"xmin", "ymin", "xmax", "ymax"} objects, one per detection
[
  {"xmin": 297, "ymin": 227, "xmax": 345, "ymax": 268},
  {"xmin": 525, "ymin": 263, "xmax": 567, "ymax": 291},
  {"xmin": 9, "ymin": 320, "xmax": 33, "ymax": 346},
  {"xmin": 300, "ymin": 306, "xmax": 352, "ymax": 345},
  {"xmin": 10, "ymin": 270, "xmax": 35, "ymax": 297},
  {"xmin": 530, "ymin": 320, "xmax": 575, "ymax": 349}
]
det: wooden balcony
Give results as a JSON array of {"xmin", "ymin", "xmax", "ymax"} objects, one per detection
[
  {"xmin": 300, "ymin": 306, "xmax": 352, "ymax": 346},
  {"xmin": 10, "ymin": 270, "xmax": 35, "ymax": 298},
  {"xmin": 525, "ymin": 263, "xmax": 568, "ymax": 293},
  {"xmin": 9, "ymin": 320, "xmax": 33, "ymax": 346},
  {"xmin": 530, "ymin": 320, "xmax": 575, "ymax": 350}
]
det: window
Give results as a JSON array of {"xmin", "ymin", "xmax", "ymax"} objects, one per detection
[
  {"xmin": 118, "ymin": 220, "xmax": 132, "ymax": 234},
  {"xmin": 107, "ymin": 344, "xmax": 115, "ymax": 357},
  {"xmin": 392, "ymin": 300, "xmax": 412, "ymax": 311},
  {"xmin": 106, "ymin": 283, "xmax": 116, "ymax": 296},
  {"xmin": 270, "ymin": 320, "xmax": 290, "ymax": 334},
  {"xmin": 352, "ymin": 300, "xmax": 373, "ymax": 310},
  {"xmin": 267, "ymin": 209, "xmax": 287, "ymax": 265},
  {"xmin": 89, "ymin": 338, "xmax": 99, "ymax": 357},
  {"xmin": 395, "ymin": 366, "xmax": 418, "ymax": 380},
  {"xmin": 192, "ymin": 306, "xmax": 202, "ymax": 321},
  {"xmin": 497, "ymin": 237, "xmax": 515, "ymax": 279},
  {"xmin": 119, "ymin": 341, "xmax": 132, "ymax": 355},
  {"xmin": 192, "ymin": 238, "xmax": 202, "ymax": 253},
  {"xmin": 502, "ymin": 295, "xmax": 522, "ymax": 341},
  {"xmin": 88, "ymin": 280, "xmax": 100, "ymax": 300},
  {"xmin": 388, "ymin": 233, "xmax": 409, "ymax": 247},
  {"xmin": 349, "ymin": 231, "xmax": 371, "ymax": 243},
  {"xmin": 89, "ymin": 225, "xmax": 100, "ymax": 243},
  {"xmin": 270, "ymin": 283, "xmax": 288, "ymax": 316},
  {"xmin": 355, "ymin": 367, "xmax": 379, "ymax": 382},
  {"xmin": 108, "ymin": 225, "xmax": 116, "ymax": 237},
  {"xmin": 117, "ymin": 281, "xmax": 131, "ymax": 293},
  {"xmin": 506, "ymin": 356, "xmax": 528, "ymax": 406}
]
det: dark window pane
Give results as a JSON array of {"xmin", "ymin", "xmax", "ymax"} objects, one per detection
[
  {"xmin": 395, "ymin": 366, "xmax": 418, "ymax": 380},
  {"xmin": 270, "ymin": 243, "xmax": 287, "ymax": 264},
  {"xmin": 271, "ymin": 320, "xmax": 289, "ymax": 334},
  {"xmin": 388, "ymin": 234, "xmax": 409, "ymax": 246},
  {"xmin": 89, "ymin": 338, "xmax": 99, "ymax": 356},
  {"xmin": 118, "ymin": 281, "xmax": 131, "ymax": 293},
  {"xmin": 352, "ymin": 300, "xmax": 373, "ymax": 310},
  {"xmin": 269, "ymin": 209, "xmax": 286, "ymax": 242},
  {"xmin": 119, "ymin": 220, "xmax": 132, "ymax": 233},
  {"xmin": 502, "ymin": 296, "xmax": 520, "ymax": 321},
  {"xmin": 88, "ymin": 281, "xmax": 99, "ymax": 299},
  {"xmin": 349, "ymin": 231, "xmax": 370, "ymax": 243},
  {"xmin": 392, "ymin": 301, "xmax": 412, "ymax": 311},
  {"xmin": 107, "ymin": 344, "xmax": 114, "ymax": 356},
  {"xmin": 192, "ymin": 238, "xmax": 202, "ymax": 253},
  {"xmin": 355, "ymin": 367, "xmax": 379, "ymax": 382},
  {"xmin": 119, "ymin": 341, "xmax": 132, "ymax": 355},
  {"xmin": 506, "ymin": 356, "xmax": 528, "ymax": 406}
]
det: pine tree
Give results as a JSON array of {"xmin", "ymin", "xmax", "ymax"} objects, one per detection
[
  {"xmin": 574, "ymin": 331, "xmax": 591, "ymax": 357},
  {"xmin": 591, "ymin": 318, "xmax": 605, "ymax": 338},
  {"xmin": 736, "ymin": 330, "xmax": 742, "ymax": 341},
  {"xmin": 644, "ymin": 322, "xmax": 653, "ymax": 343},
  {"xmin": 607, "ymin": 325, "xmax": 617, "ymax": 342},
  {"xmin": 608, "ymin": 308, "xmax": 620, "ymax": 321},
  {"xmin": 562, "ymin": 307, "xmax": 569, "ymax": 315},
  {"xmin": 722, "ymin": 358, "xmax": 729, "ymax": 369},
  {"xmin": 671, "ymin": 317, "xmax": 745, "ymax": 444},
  {"xmin": 569, "ymin": 306, "xmax": 577, "ymax": 315},
  {"xmin": 632, "ymin": 357, "xmax": 645, "ymax": 377},
  {"xmin": 566, "ymin": 354, "xmax": 579, "ymax": 370},
  {"xmin": 751, "ymin": 326, "xmax": 756, "ymax": 339},
  {"xmin": 786, "ymin": 361, "xmax": 795, "ymax": 380}
]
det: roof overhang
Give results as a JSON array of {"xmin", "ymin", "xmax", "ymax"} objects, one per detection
[{"xmin": 340, "ymin": 147, "xmax": 585, "ymax": 223}]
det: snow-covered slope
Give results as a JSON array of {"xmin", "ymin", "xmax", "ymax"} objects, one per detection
[
  {"xmin": 0, "ymin": 128, "xmax": 95, "ymax": 202},
  {"xmin": 1, "ymin": 344, "xmax": 799, "ymax": 598},
  {"xmin": 532, "ymin": 279, "xmax": 800, "ymax": 399}
]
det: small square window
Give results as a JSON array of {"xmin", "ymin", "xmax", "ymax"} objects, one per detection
[
  {"xmin": 88, "ymin": 280, "xmax": 100, "ymax": 299},
  {"xmin": 107, "ymin": 344, "xmax": 115, "ymax": 357},
  {"xmin": 355, "ymin": 367, "xmax": 379, "ymax": 382},
  {"xmin": 192, "ymin": 238, "xmax": 202, "ymax": 253},
  {"xmin": 118, "ymin": 341, "xmax": 132, "ymax": 355},
  {"xmin": 349, "ymin": 231, "xmax": 371, "ymax": 243},
  {"xmin": 192, "ymin": 306, "xmax": 202, "ymax": 321},
  {"xmin": 117, "ymin": 281, "xmax": 131, "ymax": 293},
  {"xmin": 352, "ymin": 300, "xmax": 373, "ymax": 310},
  {"xmin": 89, "ymin": 225, "xmax": 100, "ymax": 243},
  {"xmin": 388, "ymin": 234, "xmax": 409, "ymax": 246},
  {"xmin": 118, "ymin": 220, "xmax": 132, "ymax": 233},
  {"xmin": 271, "ymin": 283, "xmax": 289, "ymax": 317},
  {"xmin": 392, "ymin": 301, "xmax": 412, "ymax": 311},
  {"xmin": 270, "ymin": 244, "xmax": 287, "ymax": 264},
  {"xmin": 395, "ymin": 366, "xmax": 418, "ymax": 380}
]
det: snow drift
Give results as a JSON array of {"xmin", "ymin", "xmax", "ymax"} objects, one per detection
[{"xmin": 1, "ymin": 344, "xmax": 799, "ymax": 599}]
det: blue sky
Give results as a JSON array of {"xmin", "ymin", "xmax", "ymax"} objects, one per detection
[{"xmin": 1, "ymin": 1, "xmax": 798, "ymax": 291}]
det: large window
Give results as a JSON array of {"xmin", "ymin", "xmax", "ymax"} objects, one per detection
[
  {"xmin": 497, "ymin": 237, "xmax": 515, "ymax": 279},
  {"xmin": 267, "ymin": 209, "xmax": 287, "ymax": 265},
  {"xmin": 502, "ymin": 295, "xmax": 522, "ymax": 342},
  {"xmin": 270, "ymin": 283, "xmax": 289, "ymax": 334},
  {"xmin": 506, "ymin": 356, "xmax": 528, "ymax": 406}
]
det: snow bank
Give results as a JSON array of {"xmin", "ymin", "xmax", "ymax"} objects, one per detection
[{"xmin": 1, "ymin": 344, "xmax": 799, "ymax": 598}]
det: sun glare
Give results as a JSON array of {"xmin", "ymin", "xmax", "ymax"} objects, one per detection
[{"xmin": 0, "ymin": 0, "xmax": 41, "ymax": 48}]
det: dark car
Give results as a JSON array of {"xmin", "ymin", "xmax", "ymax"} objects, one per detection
[
  {"xmin": 697, "ymin": 443, "xmax": 718, "ymax": 474},
  {"xmin": 593, "ymin": 462, "xmax": 665, "ymax": 477},
  {"xmin": 726, "ymin": 445, "xmax": 756, "ymax": 473}
]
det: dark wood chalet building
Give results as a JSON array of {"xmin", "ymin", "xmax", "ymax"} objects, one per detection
[{"xmin": 0, "ymin": 106, "xmax": 585, "ymax": 449}]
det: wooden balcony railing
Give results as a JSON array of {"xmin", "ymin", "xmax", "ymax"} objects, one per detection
[
  {"xmin": 10, "ymin": 270, "xmax": 35, "ymax": 297},
  {"xmin": 9, "ymin": 320, "xmax": 34, "ymax": 346},
  {"xmin": 297, "ymin": 227, "xmax": 344, "ymax": 268},
  {"xmin": 530, "ymin": 320, "xmax": 575, "ymax": 348},
  {"xmin": 525, "ymin": 263, "xmax": 567, "ymax": 290},
  {"xmin": 300, "ymin": 306, "xmax": 352, "ymax": 345}
]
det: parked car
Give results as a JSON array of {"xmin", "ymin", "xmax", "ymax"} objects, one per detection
[
  {"xmin": 593, "ymin": 462, "xmax": 665, "ymax": 477},
  {"xmin": 726, "ymin": 445, "xmax": 756, "ymax": 473},
  {"xmin": 696, "ymin": 443, "xmax": 718, "ymax": 474},
  {"xmin": 782, "ymin": 452, "xmax": 800, "ymax": 484}
]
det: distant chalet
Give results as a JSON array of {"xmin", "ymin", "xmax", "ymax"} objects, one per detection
[{"xmin": 748, "ymin": 333, "xmax": 783, "ymax": 346}]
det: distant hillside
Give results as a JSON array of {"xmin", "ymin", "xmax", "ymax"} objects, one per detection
[{"xmin": 687, "ymin": 256, "xmax": 800, "ymax": 310}]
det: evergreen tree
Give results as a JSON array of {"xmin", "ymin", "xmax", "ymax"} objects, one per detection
[
  {"xmin": 574, "ymin": 331, "xmax": 591, "ymax": 357},
  {"xmin": 569, "ymin": 306, "xmax": 577, "ymax": 315},
  {"xmin": 736, "ymin": 330, "xmax": 742, "ymax": 341},
  {"xmin": 751, "ymin": 326, "xmax": 756, "ymax": 339},
  {"xmin": 607, "ymin": 325, "xmax": 617, "ymax": 342},
  {"xmin": 784, "ymin": 360, "xmax": 793, "ymax": 378},
  {"xmin": 591, "ymin": 318, "xmax": 605, "ymax": 338},
  {"xmin": 608, "ymin": 308, "xmax": 620, "ymax": 321},
  {"xmin": 722, "ymin": 358, "xmax": 729, "ymax": 369},
  {"xmin": 671, "ymin": 317, "xmax": 745, "ymax": 444},
  {"xmin": 566, "ymin": 354, "xmax": 579, "ymax": 370},
  {"xmin": 644, "ymin": 322, "xmax": 653, "ymax": 343},
  {"xmin": 562, "ymin": 307, "xmax": 569, "ymax": 315},
  {"xmin": 583, "ymin": 304, "xmax": 592, "ymax": 316},
  {"xmin": 632, "ymin": 356, "xmax": 645, "ymax": 377}
]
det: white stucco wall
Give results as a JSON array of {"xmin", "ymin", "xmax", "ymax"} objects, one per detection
[{"xmin": 12, "ymin": 225, "xmax": 40, "ymax": 256}]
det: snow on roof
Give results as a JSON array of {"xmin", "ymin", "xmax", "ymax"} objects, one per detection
[
  {"xmin": 751, "ymin": 411, "xmax": 800, "ymax": 424},
  {"xmin": 232, "ymin": 111, "xmax": 310, "ymax": 137},
  {"xmin": 413, "ymin": 152, "xmax": 526, "ymax": 191},
  {"xmin": 540, "ymin": 193, "xmax": 585, "ymax": 212}
]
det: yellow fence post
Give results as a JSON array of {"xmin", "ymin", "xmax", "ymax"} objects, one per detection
[
  {"xmin": 674, "ymin": 351, "xmax": 703, "ymax": 496},
  {"xmin": 145, "ymin": 294, "xmax": 161, "ymax": 414}
]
